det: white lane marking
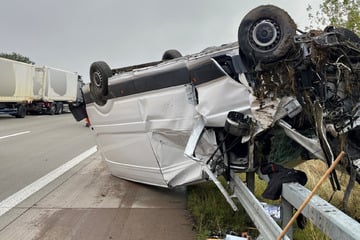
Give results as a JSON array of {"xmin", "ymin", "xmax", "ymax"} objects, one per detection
[
  {"xmin": 0, "ymin": 145, "xmax": 97, "ymax": 217},
  {"xmin": 0, "ymin": 131, "xmax": 31, "ymax": 140}
]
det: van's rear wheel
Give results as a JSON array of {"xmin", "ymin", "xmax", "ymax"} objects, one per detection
[
  {"xmin": 238, "ymin": 5, "xmax": 297, "ymax": 65},
  {"xmin": 162, "ymin": 49, "xmax": 182, "ymax": 60},
  {"xmin": 90, "ymin": 61, "xmax": 112, "ymax": 105}
]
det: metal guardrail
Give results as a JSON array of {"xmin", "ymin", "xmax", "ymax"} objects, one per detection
[
  {"xmin": 229, "ymin": 171, "xmax": 360, "ymax": 240},
  {"xmin": 282, "ymin": 182, "xmax": 360, "ymax": 240},
  {"xmin": 230, "ymin": 171, "xmax": 290, "ymax": 240}
]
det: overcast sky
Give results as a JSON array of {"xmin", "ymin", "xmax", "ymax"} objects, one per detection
[{"xmin": 1, "ymin": 0, "xmax": 322, "ymax": 82}]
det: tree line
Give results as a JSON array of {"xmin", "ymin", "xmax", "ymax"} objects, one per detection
[
  {"xmin": 307, "ymin": 0, "xmax": 359, "ymax": 35},
  {"xmin": 0, "ymin": 52, "xmax": 35, "ymax": 65}
]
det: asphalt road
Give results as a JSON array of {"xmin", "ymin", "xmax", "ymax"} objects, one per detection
[
  {"xmin": 0, "ymin": 112, "xmax": 195, "ymax": 239},
  {"xmin": 0, "ymin": 113, "xmax": 96, "ymax": 201}
]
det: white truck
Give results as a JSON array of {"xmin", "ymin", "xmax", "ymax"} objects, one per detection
[
  {"xmin": 26, "ymin": 66, "xmax": 81, "ymax": 115},
  {"xmin": 0, "ymin": 57, "xmax": 35, "ymax": 117},
  {"xmin": 0, "ymin": 57, "xmax": 82, "ymax": 117}
]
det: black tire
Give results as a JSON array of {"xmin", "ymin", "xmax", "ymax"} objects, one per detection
[
  {"xmin": 15, "ymin": 104, "xmax": 26, "ymax": 118},
  {"xmin": 162, "ymin": 49, "xmax": 182, "ymax": 60},
  {"xmin": 238, "ymin": 5, "xmax": 297, "ymax": 65},
  {"xmin": 89, "ymin": 61, "xmax": 112, "ymax": 105},
  {"xmin": 333, "ymin": 27, "xmax": 360, "ymax": 43},
  {"xmin": 55, "ymin": 102, "xmax": 63, "ymax": 115},
  {"xmin": 49, "ymin": 103, "xmax": 56, "ymax": 115}
]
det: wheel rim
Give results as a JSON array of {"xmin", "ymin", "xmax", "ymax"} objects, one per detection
[
  {"xmin": 93, "ymin": 71, "xmax": 103, "ymax": 88},
  {"xmin": 249, "ymin": 19, "xmax": 281, "ymax": 51}
]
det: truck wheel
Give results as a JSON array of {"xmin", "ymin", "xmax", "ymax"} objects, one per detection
[
  {"xmin": 15, "ymin": 104, "xmax": 26, "ymax": 118},
  {"xmin": 90, "ymin": 61, "xmax": 112, "ymax": 105},
  {"xmin": 59, "ymin": 103, "xmax": 64, "ymax": 114},
  {"xmin": 55, "ymin": 102, "xmax": 63, "ymax": 114},
  {"xmin": 238, "ymin": 5, "xmax": 297, "ymax": 65},
  {"xmin": 162, "ymin": 49, "xmax": 182, "ymax": 60},
  {"xmin": 49, "ymin": 103, "xmax": 56, "ymax": 115}
]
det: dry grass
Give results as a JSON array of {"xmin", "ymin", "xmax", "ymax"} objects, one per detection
[
  {"xmin": 296, "ymin": 160, "xmax": 360, "ymax": 220},
  {"xmin": 290, "ymin": 160, "xmax": 360, "ymax": 239}
]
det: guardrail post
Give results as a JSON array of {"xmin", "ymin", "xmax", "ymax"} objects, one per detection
[
  {"xmin": 246, "ymin": 172, "xmax": 255, "ymax": 193},
  {"xmin": 230, "ymin": 171, "xmax": 290, "ymax": 240},
  {"xmin": 281, "ymin": 199, "xmax": 293, "ymax": 240}
]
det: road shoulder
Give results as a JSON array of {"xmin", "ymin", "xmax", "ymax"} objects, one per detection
[{"xmin": 0, "ymin": 154, "xmax": 195, "ymax": 240}]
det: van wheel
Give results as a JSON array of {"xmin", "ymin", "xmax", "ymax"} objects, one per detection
[
  {"xmin": 331, "ymin": 27, "xmax": 360, "ymax": 43},
  {"xmin": 90, "ymin": 61, "xmax": 112, "ymax": 105},
  {"xmin": 238, "ymin": 5, "xmax": 297, "ymax": 65},
  {"xmin": 162, "ymin": 49, "xmax": 182, "ymax": 60}
]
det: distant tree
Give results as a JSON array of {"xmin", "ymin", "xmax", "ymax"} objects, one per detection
[
  {"xmin": 0, "ymin": 52, "xmax": 35, "ymax": 65},
  {"xmin": 307, "ymin": 0, "xmax": 360, "ymax": 35}
]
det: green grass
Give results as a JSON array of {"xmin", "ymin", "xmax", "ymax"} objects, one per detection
[
  {"xmin": 187, "ymin": 164, "xmax": 360, "ymax": 240},
  {"xmin": 187, "ymin": 177, "xmax": 249, "ymax": 240}
]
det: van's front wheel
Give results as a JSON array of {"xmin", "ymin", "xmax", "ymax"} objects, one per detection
[{"xmin": 238, "ymin": 5, "xmax": 297, "ymax": 65}]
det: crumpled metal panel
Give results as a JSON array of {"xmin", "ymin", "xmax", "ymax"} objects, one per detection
[
  {"xmin": 87, "ymin": 72, "xmax": 254, "ymax": 187},
  {"xmin": 195, "ymin": 73, "xmax": 252, "ymax": 126}
]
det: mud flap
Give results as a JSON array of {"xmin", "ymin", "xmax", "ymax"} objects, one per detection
[{"xmin": 69, "ymin": 102, "xmax": 87, "ymax": 121}]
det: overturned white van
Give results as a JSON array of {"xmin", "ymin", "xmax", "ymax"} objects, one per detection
[{"xmin": 72, "ymin": 5, "xmax": 360, "ymax": 190}]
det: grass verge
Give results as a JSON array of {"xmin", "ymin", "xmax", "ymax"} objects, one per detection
[{"xmin": 187, "ymin": 177, "xmax": 249, "ymax": 240}]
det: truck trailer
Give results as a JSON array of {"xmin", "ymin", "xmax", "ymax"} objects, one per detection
[
  {"xmin": 26, "ymin": 66, "xmax": 81, "ymax": 115},
  {"xmin": 0, "ymin": 57, "xmax": 36, "ymax": 118},
  {"xmin": 0, "ymin": 57, "xmax": 82, "ymax": 117}
]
